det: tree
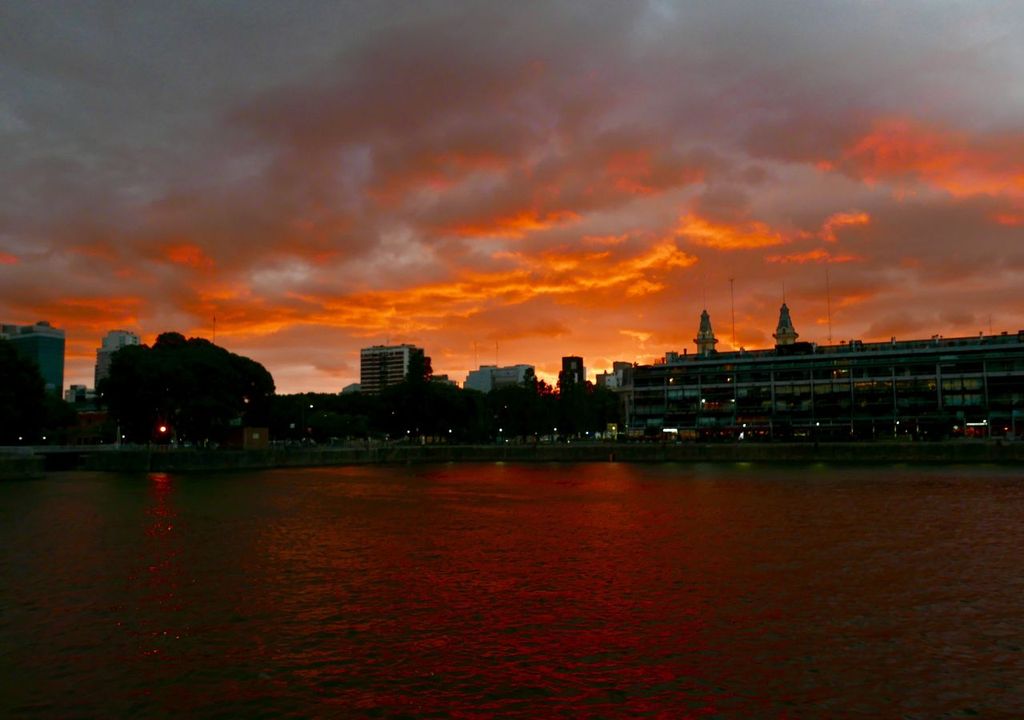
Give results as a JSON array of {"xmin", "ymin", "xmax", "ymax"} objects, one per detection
[
  {"xmin": 0, "ymin": 338, "xmax": 46, "ymax": 443},
  {"xmin": 100, "ymin": 332, "xmax": 275, "ymax": 444},
  {"xmin": 407, "ymin": 348, "xmax": 433, "ymax": 385}
]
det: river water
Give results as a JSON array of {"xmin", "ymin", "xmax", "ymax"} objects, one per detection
[{"xmin": 1, "ymin": 463, "xmax": 1023, "ymax": 718}]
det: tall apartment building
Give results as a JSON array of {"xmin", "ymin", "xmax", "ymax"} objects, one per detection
[
  {"xmin": 359, "ymin": 344, "xmax": 423, "ymax": 394},
  {"xmin": 559, "ymin": 356, "xmax": 586, "ymax": 388},
  {"xmin": 95, "ymin": 330, "xmax": 140, "ymax": 387},
  {"xmin": 1, "ymin": 321, "xmax": 65, "ymax": 395}
]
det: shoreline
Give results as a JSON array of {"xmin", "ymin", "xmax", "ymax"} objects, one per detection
[
  {"xmin": 6, "ymin": 438, "xmax": 1024, "ymax": 479},
  {"xmin": 0, "ymin": 441, "xmax": 1019, "ymax": 476}
]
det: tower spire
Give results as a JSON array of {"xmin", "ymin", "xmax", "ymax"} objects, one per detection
[
  {"xmin": 773, "ymin": 302, "xmax": 799, "ymax": 346},
  {"xmin": 694, "ymin": 309, "xmax": 718, "ymax": 356}
]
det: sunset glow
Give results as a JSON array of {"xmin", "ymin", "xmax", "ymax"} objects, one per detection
[{"xmin": 2, "ymin": 3, "xmax": 1023, "ymax": 392}]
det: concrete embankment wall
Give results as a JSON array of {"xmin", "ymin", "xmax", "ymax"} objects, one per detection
[
  {"xmin": 79, "ymin": 441, "xmax": 1024, "ymax": 473},
  {"xmin": 0, "ymin": 453, "xmax": 45, "ymax": 480}
]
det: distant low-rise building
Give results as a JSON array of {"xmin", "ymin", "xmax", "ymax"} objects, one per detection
[
  {"xmin": 65, "ymin": 384, "xmax": 98, "ymax": 405},
  {"xmin": 431, "ymin": 374, "xmax": 458, "ymax": 387},
  {"xmin": 1, "ymin": 321, "xmax": 65, "ymax": 395},
  {"xmin": 464, "ymin": 364, "xmax": 534, "ymax": 393},
  {"xmin": 596, "ymin": 361, "xmax": 632, "ymax": 390},
  {"xmin": 341, "ymin": 382, "xmax": 362, "ymax": 394}
]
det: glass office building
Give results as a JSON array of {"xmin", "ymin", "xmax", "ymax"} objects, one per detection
[{"xmin": 1, "ymin": 321, "xmax": 66, "ymax": 396}]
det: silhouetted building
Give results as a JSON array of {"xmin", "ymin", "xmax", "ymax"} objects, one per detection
[
  {"xmin": 359, "ymin": 344, "xmax": 423, "ymax": 394},
  {"xmin": 1, "ymin": 321, "xmax": 65, "ymax": 395},
  {"xmin": 95, "ymin": 330, "xmax": 140, "ymax": 387},
  {"xmin": 628, "ymin": 308, "xmax": 1024, "ymax": 441},
  {"xmin": 559, "ymin": 356, "xmax": 585, "ymax": 388},
  {"xmin": 65, "ymin": 384, "xmax": 97, "ymax": 405},
  {"xmin": 464, "ymin": 364, "xmax": 533, "ymax": 393},
  {"xmin": 341, "ymin": 383, "xmax": 361, "ymax": 394}
]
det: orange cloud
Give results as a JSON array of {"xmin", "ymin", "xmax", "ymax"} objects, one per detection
[
  {"xmin": 581, "ymin": 233, "xmax": 630, "ymax": 247},
  {"xmin": 18, "ymin": 296, "xmax": 142, "ymax": 330},
  {"xmin": 184, "ymin": 240, "xmax": 697, "ymax": 341},
  {"xmin": 676, "ymin": 214, "xmax": 784, "ymax": 249},
  {"xmin": 820, "ymin": 211, "xmax": 870, "ymax": 242},
  {"xmin": 445, "ymin": 209, "xmax": 581, "ymax": 238},
  {"xmin": 164, "ymin": 242, "xmax": 215, "ymax": 269},
  {"xmin": 992, "ymin": 212, "xmax": 1024, "ymax": 227},
  {"xmin": 603, "ymin": 149, "xmax": 706, "ymax": 196},
  {"xmin": 620, "ymin": 329, "xmax": 651, "ymax": 343},
  {"xmin": 369, "ymin": 149, "xmax": 511, "ymax": 204},
  {"xmin": 766, "ymin": 248, "xmax": 862, "ymax": 264},
  {"xmin": 841, "ymin": 118, "xmax": 1024, "ymax": 197}
]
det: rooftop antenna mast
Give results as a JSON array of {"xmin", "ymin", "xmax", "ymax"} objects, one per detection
[
  {"xmin": 825, "ymin": 267, "xmax": 833, "ymax": 344},
  {"xmin": 495, "ymin": 340, "xmax": 499, "ymax": 366},
  {"xmin": 212, "ymin": 314, "xmax": 216, "ymax": 345},
  {"xmin": 729, "ymin": 277, "xmax": 736, "ymax": 350}
]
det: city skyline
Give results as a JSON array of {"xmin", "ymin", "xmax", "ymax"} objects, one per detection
[{"xmin": 2, "ymin": 2, "xmax": 1023, "ymax": 394}]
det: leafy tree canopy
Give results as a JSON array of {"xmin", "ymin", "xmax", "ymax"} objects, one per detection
[
  {"xmin": 100, "ymin": 332, "xmax": 275, "ymax": 443},
  {"xmin": 0, "ymin": 338, "xmax": 46, "ymax": 443}
]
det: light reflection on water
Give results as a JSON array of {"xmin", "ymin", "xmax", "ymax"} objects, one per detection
[{"xmin": 1, "ymin": 463, "xmax": 1023, "ymax": 717}]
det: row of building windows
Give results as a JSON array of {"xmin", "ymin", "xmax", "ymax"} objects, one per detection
[{"xmin": 627, "ymin": 340, "xmax": 1024, "ymax": 438}]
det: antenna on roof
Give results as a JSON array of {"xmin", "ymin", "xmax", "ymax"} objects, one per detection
[
  {"xmin": 729, "ymin": 277, "xmax": 736, "ymax": 350},
  {"xmin": 212, "ymin": 314, "xmax": 216, "ymax": 345},
  {"xmin": 825, "ymin": 267, "xmax": 833, "ymax": 344},
  {"xmin": 495, "ymin": 340, "xmax": 499, "ymax": 366}
]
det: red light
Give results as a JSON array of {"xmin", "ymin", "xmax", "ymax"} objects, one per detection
[{"xmin": 159, "ymin": 425, "xmax": 167, "ymax": 433}]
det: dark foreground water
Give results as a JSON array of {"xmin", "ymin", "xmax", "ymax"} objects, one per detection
[{"xmin": 1, "ymin": 464, "xmax": 1023, "ymax": 718}]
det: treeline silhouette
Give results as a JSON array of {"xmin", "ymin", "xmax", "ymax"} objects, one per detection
[
  {"xmin": 91, "ymin": 333, "xmax": 619, "ymax": 446},
  {"xmin": 0, "ymin": 338, "xmax": 76, "ymax": 444},
  {"xmin": 272, "ymin": 372, "xmax": 621, "ymax": 445}
]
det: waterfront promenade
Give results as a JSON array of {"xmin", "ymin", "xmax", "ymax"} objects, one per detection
[{"xmin": 3, "ymin": 440, "xmax": 1024, "ymax": 477}]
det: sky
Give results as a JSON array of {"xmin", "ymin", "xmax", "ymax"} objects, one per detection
[{"xmin": 2, "ymin": 1, "xmax": 1023, "ymax": 393}]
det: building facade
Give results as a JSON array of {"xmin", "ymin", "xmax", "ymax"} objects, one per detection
[
  {"xmin": 1, "ymin": 321, "xmax": 65, "ymax": 395},
  {"xmin": 359, "ymin": 344, "xmax": 423, "ymax": 394},
  {"xmin": 628, "ymin": 306, "xmax": 1024, "ymax": 440},
  {"xmin": 65, "ymin": 384, "xmax": 98, "ymax": 405},
  {"xmin": 464, "ymin": 364, "xmax": 534, "ymax": 393},
  {"xmin": 596, "ymin": 361, "xmax": 632, "ymax": 390},
  {"xmin": 95, "ymin": 330, "xmax": 141, "ymax": 387}
]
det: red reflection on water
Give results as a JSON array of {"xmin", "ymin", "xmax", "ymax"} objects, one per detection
[
  {"xmin": 249, "ymin": 463, "xmax": 733, "ymax": 716},
  {"xmin": 127, "ymin": 471, "xmax": 185, "ymax": 678}
]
